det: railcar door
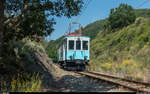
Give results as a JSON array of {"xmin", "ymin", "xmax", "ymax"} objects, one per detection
[{"xmin": 63, "ymin": 39, "xmax": 67, "ymax": 61}]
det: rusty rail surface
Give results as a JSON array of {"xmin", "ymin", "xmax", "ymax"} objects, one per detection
[{"xmin": 74, "ymin": 71, "xmax": 150, "ymax": 92}]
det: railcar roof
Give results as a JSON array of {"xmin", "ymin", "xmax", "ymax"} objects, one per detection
[
  {"xmin": 58, "ymin": 35, "xmax": 90, "ymax": 48},
  {"xmin": 64, "ymin": 35, "xmax": 90, "ymax": 39}
]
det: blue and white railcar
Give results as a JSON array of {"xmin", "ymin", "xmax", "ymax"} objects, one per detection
[{"xmin": 58, "ymin": 34, "xmax": 90, "ymax": 71}]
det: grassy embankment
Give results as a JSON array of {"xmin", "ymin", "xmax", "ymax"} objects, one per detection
[
  {"xmin": 1, "ymin": 38, "xmax": 45, "ymax": 92},
  {"xmin": 87, "ymin": 17, "xmax": 150, "ymax": 82}
]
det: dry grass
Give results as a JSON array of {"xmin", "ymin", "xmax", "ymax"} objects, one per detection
[
  {"xmin": 88, "ymin": 17, "xmax": 150, "ymax": 83},
  {"xmin": 1, "ymin": 73, "xmax": 43, "ymax": 92},
  {"xmin": 87, "ymin": 59, "xmax": 149, "ymax": 82}
]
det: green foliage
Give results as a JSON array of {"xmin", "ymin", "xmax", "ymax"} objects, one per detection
[
  {"xmin": 42, "ymin": 40, "xmax": 49, "ymax": 49},
  {"xmin": 46, "ymin": 40, "xmax": 58, "ymax": 63},
  {"xmin": 4, "ymin": 5, "xmax": 55, "ymax": 42},
  {"xmin": 134, "ymin": 9, "xmax": 150, "ymax": 18},
  {"xmin": 19, "ymin": 9, "xmax": 55, "ymax": 41},
  {"xmin": 82, "ymin": 19, "xmax": 108, "ymax": 39},
  {"xmin": 88, "ymin": 17, "xmax": 150, "ymax": 81},
  {"xmin": 81, "ymin": 9, "xmax": 150, "ymax": 41},
  {"xmin": 108, "ymin": 4, "xmax": 136, "ymax": 30},
  {"xmin": 2, "ymin": 0, "xmax": 83, "ymax": 43},
  {"xmin": 2, "ymin": 38, "xmax": 45, "ymax": 73},
  {"xmin": 1, "ymin": 73, "xmax": 42, "ymax": 92},
  {"xmin": 45, "ymin": 36, "xmax": 64, "ymax": 63},
  {"xmin": 1, "ymin": 0, "xmax": 84, "ymax": 73},
  {"xmin": 91, "ymin": 17, "xmax": 150, "ymax": 63}
]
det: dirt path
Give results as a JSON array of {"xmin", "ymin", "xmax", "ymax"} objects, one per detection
[{"xmin": 42, "ymin": 64, "xmax": 130, "ymax": 92}]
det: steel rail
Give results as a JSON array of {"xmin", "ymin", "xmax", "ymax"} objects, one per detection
[
  {"xmin": 74, "ymin": 71, "xmax": 150, "ymax": 92},
  {"xmin": 87, "ymin": 71, "xmax": 150, "ymax": 86}
]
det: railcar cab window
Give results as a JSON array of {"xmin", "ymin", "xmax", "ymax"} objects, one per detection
[
  {"xmin": 69, "ymin": 40, "xmax": 74, "ymax": 50},
  {"xmin": 83, "ymin": 41, "xmax": 88, "ymax": 50},
  {"xmin": 76, "ymin": 40, "xmax": 81, "ymax": 50}
]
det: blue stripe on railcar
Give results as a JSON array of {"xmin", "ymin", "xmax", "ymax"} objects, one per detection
[{"xmin": 65, "ymin": 50, "xmax": 90, "ymax": 60}]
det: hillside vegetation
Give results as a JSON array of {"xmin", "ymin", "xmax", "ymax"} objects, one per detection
[
  {"xmin": 87, "ymin": 17, "xmax": 150, "ymax": 82},
  {"xmin": 82, "ymin": 9, "xmax": 150, "ymax": 39},
  {"xmin": 82, "ymin": 19, "xmax": 108, "ymax": 39},
  {"xmin": 134, "ymin": 9, "xmax": 150, "ymax": 18},
  {"xmin": 45, "ymin": 36, "xmax": 64, "ymax": 63}
]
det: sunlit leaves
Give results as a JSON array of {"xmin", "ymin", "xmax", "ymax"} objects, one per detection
[{"xmin": 108, "ymin": 4, "xmax": 136, "ymax": 30}]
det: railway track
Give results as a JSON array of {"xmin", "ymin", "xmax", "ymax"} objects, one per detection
[{"xmin": 74, "ymin": 71, "xmax": 150, "ymax": 92}]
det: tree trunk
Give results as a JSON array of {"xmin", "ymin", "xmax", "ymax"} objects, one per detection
[{"xmin": 0, "ymin": 0, "xmax": 5, "ymax": 58}]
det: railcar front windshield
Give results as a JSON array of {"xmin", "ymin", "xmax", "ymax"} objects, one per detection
[
  {"xmin": 83, "ymin": 41, "xmax": 88, "ymax": 50},
  {"xmin": 69, "ymin": 40, "xmax": 74, "ymax": 50},
  {"xmin": 76, "ymin": 40, "xmax": 81, "ymax": 50}
]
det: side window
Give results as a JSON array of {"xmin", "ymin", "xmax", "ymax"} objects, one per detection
[
  {"xmin": 76, "ymin": 40, "xmax": 81, "ymax": 50},
  {"xmin": 64, "ymin": 39, "xmax": 67, "ymax": 50},
  {"xmin": 83, "ymin": 41, "xmax": 88, "ymax": 50},
  {"xmin": 69, "ymin": 40, "xmax": 74, "ymax": 50}
]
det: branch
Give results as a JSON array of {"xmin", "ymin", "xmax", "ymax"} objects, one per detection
[{"xmin": 5, "ymin": 0, "xmax": 29, "ymax": 29}]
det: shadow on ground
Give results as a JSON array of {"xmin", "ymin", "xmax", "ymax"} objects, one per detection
[{"xmin": 45, "ymin": 74, "xmax": 118, "ymax": 92}]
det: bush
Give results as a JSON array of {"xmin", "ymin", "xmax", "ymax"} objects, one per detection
[
  {"xmin": 108, "ymin": 4, "xmax": 136, "ymax": 30},
  {"xmin": 2, "ymin": 38, "xmax": 45, "ymax": 73},
  {"xmin": 1, "ymin": 73, "xmax": 43, "ymax": 92},
  {"xmin": 101, "ymin": 62, "xmax": 112, "ymax": 71}
]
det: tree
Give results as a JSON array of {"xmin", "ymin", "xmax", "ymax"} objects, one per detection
[
  {"xmin": 0, "ymin": 0, "xmax": 5, "ymax": 57},
  {"xmin": 108, "ymin": 4, "xmax": 136, "ymax": 30},
  {"xmin": 0, "ymin": 0, "xmax": 83, "ymax": 57}
]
